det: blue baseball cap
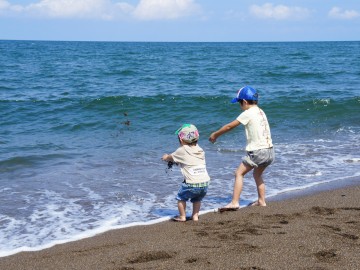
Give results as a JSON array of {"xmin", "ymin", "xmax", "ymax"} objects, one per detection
[{"xmin": 231, "ymin": 86, "xmax": 258, "ymax": 103}]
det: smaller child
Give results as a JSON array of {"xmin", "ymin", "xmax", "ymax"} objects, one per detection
[{"xmin": 162, "ymin": 124, "xmax": 210, "ymax": 222}]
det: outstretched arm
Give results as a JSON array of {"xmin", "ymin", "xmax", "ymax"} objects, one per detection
[{"xmin": 209, "ymin": 120, "xmax": 241, "ymax": 143}]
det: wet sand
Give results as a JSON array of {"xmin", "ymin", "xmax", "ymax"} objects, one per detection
[{"xmin": 0, "ymin": 184, "xmax": 359, "ymax": 270}]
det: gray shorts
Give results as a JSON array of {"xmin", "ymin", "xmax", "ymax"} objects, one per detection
[{"xmin": 242, "ymin": 147, "xmax": 275, "ymax": 168}]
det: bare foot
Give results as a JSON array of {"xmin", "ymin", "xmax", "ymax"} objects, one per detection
[
  {"xmin": 172, "ymin": 216, "xmax": 186, "ymax": 222},
  {"xmin": 248, "ymin": 201, "xmax": 267, "ymax": 207},
  {"xmin": 218, "ymin": 203, "xmax": 240, "ymax": 212}
]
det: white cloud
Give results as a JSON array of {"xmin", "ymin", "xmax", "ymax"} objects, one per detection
[
  {"xmin": 0, "ymin": 0, "xmax": 10, "ymax": 10},
  {"xmin": 133, "ymin": 0, "xmax": 200, "ymax": 20},
  {"xmin": 0, "ymin": 0, "xmax": 200, "ymax": 20},
  {"xmin": 328, "ymin": 7, "xmax": 359, "ymax": 20},
  {"xmin": 249, "ymin": 3, "xmax": 310, "ymax": 20},
  {"xmin": 0, "ymin": 0, "xmax": 23, "ymax": 12},
  {"xmin": 115, "ymin": 2, "xmax": 134, "ymax": 14},
  {"xmin": 26, "ymin": 0, "xmax": 115, "ymax": 19}
]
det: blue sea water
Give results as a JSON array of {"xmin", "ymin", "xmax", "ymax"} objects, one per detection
[{"xmin": 0, "ymin": 40, "xmax": 359, "ymax": 257}]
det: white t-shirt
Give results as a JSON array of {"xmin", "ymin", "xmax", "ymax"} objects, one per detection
[
  {"xmin": 236, "ymin": 106, "xmax": 273, "ymax": 151},
  {"xmin": 171, "ymin": 144, "xmax": 210, "ymax": 184}
]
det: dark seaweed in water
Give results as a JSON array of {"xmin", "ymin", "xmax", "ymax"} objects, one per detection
[
  {"xmin": 165, "ymin": 161, "xmax": 176, "ymax": 174},
  {"xmin": 167, "ymin": 161, "xmax": 174, "ymax": 169}
]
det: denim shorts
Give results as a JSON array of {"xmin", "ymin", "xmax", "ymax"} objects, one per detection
[
  {"xmin": 176, "ymin": 182, "xmax": 209, "ymax": 203},
  {"xmin": 242, "ymin": 147, "xmax": 275, "ymax": 168}
]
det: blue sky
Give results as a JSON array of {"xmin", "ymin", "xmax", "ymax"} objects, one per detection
[{"xmin": 1, "ymin": 0, "xmax": 359, "ymax": 41}]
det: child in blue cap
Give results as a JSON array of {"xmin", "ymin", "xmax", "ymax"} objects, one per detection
[
  {"xmin": 209, "ymin": 86, "xmax": 274, "ymax": 210},
  {"xmin": 162, "ymin": 124, "xmax": 210, "ymax": 222}
]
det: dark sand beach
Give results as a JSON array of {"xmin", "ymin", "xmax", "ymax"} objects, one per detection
[{"xmin": 1, "ymin": 184, "xmax": 359, "ymax": 270}]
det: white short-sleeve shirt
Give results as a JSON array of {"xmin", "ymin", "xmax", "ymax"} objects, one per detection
[{"xmin": 236, "ymin": 106, "xmax": 273, "ymax": 151}]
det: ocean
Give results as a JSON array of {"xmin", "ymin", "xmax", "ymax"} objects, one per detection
[{"xmin": 0, "ymin": 40, "xmax": 359, "ymax": 257}]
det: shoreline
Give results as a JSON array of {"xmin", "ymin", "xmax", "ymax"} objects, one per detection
[
  {"xmin": 0, "ymin": 179, "xmax": 359, "ymax": 269},
  {"xmin": 267, "ymin": 175, "xmax": 360, "ymax": 202},
  {"xmin": 1, "ymin": 176, "xmax": 358, "ymax": 259}
]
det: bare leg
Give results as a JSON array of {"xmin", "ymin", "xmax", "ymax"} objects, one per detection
[
  {"xmin": 224, "ymin": 162, "xmax": 253, "ymax": 208},
  {"xmin": 192, "ymin": 201, "xmax": 201, "ymax": 221},
  {"xmin": 253, "ymin": 166, "xmax": 267, "ymax": 206},
  {"xmin": 177, "ymin": 200, "xmax": 187, "ymax": 221}
]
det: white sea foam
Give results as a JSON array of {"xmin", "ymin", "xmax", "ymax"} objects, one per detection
[
  {"xmin": 1, "ymin": 168, "xmax": 359, "ymax": 258},
  {"xmin": 0, "ymin": 202, "xmax": 260, "ymax": 258},
  {"xmin": 0, "ymin": 216, "xmax": 173, "ymax": 258},
  {"xmin": 304, "ymin": 171, "xmax": 322, "ymax": 177},
  {"xmin": 313, "ymin": 98, "xmax": 331, "ymax": 106},
  {"xmin": 343, "ymin": 157, "xmax": 360, "ymax": 163}
]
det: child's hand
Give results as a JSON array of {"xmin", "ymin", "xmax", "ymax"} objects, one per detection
[
  {"xmin": 209, "ymin": 133, "xmax": 217, "ymax": 143},
  {"xmin": 162, "ymin": 154, "xmax": 169, "ymax": 161}
]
